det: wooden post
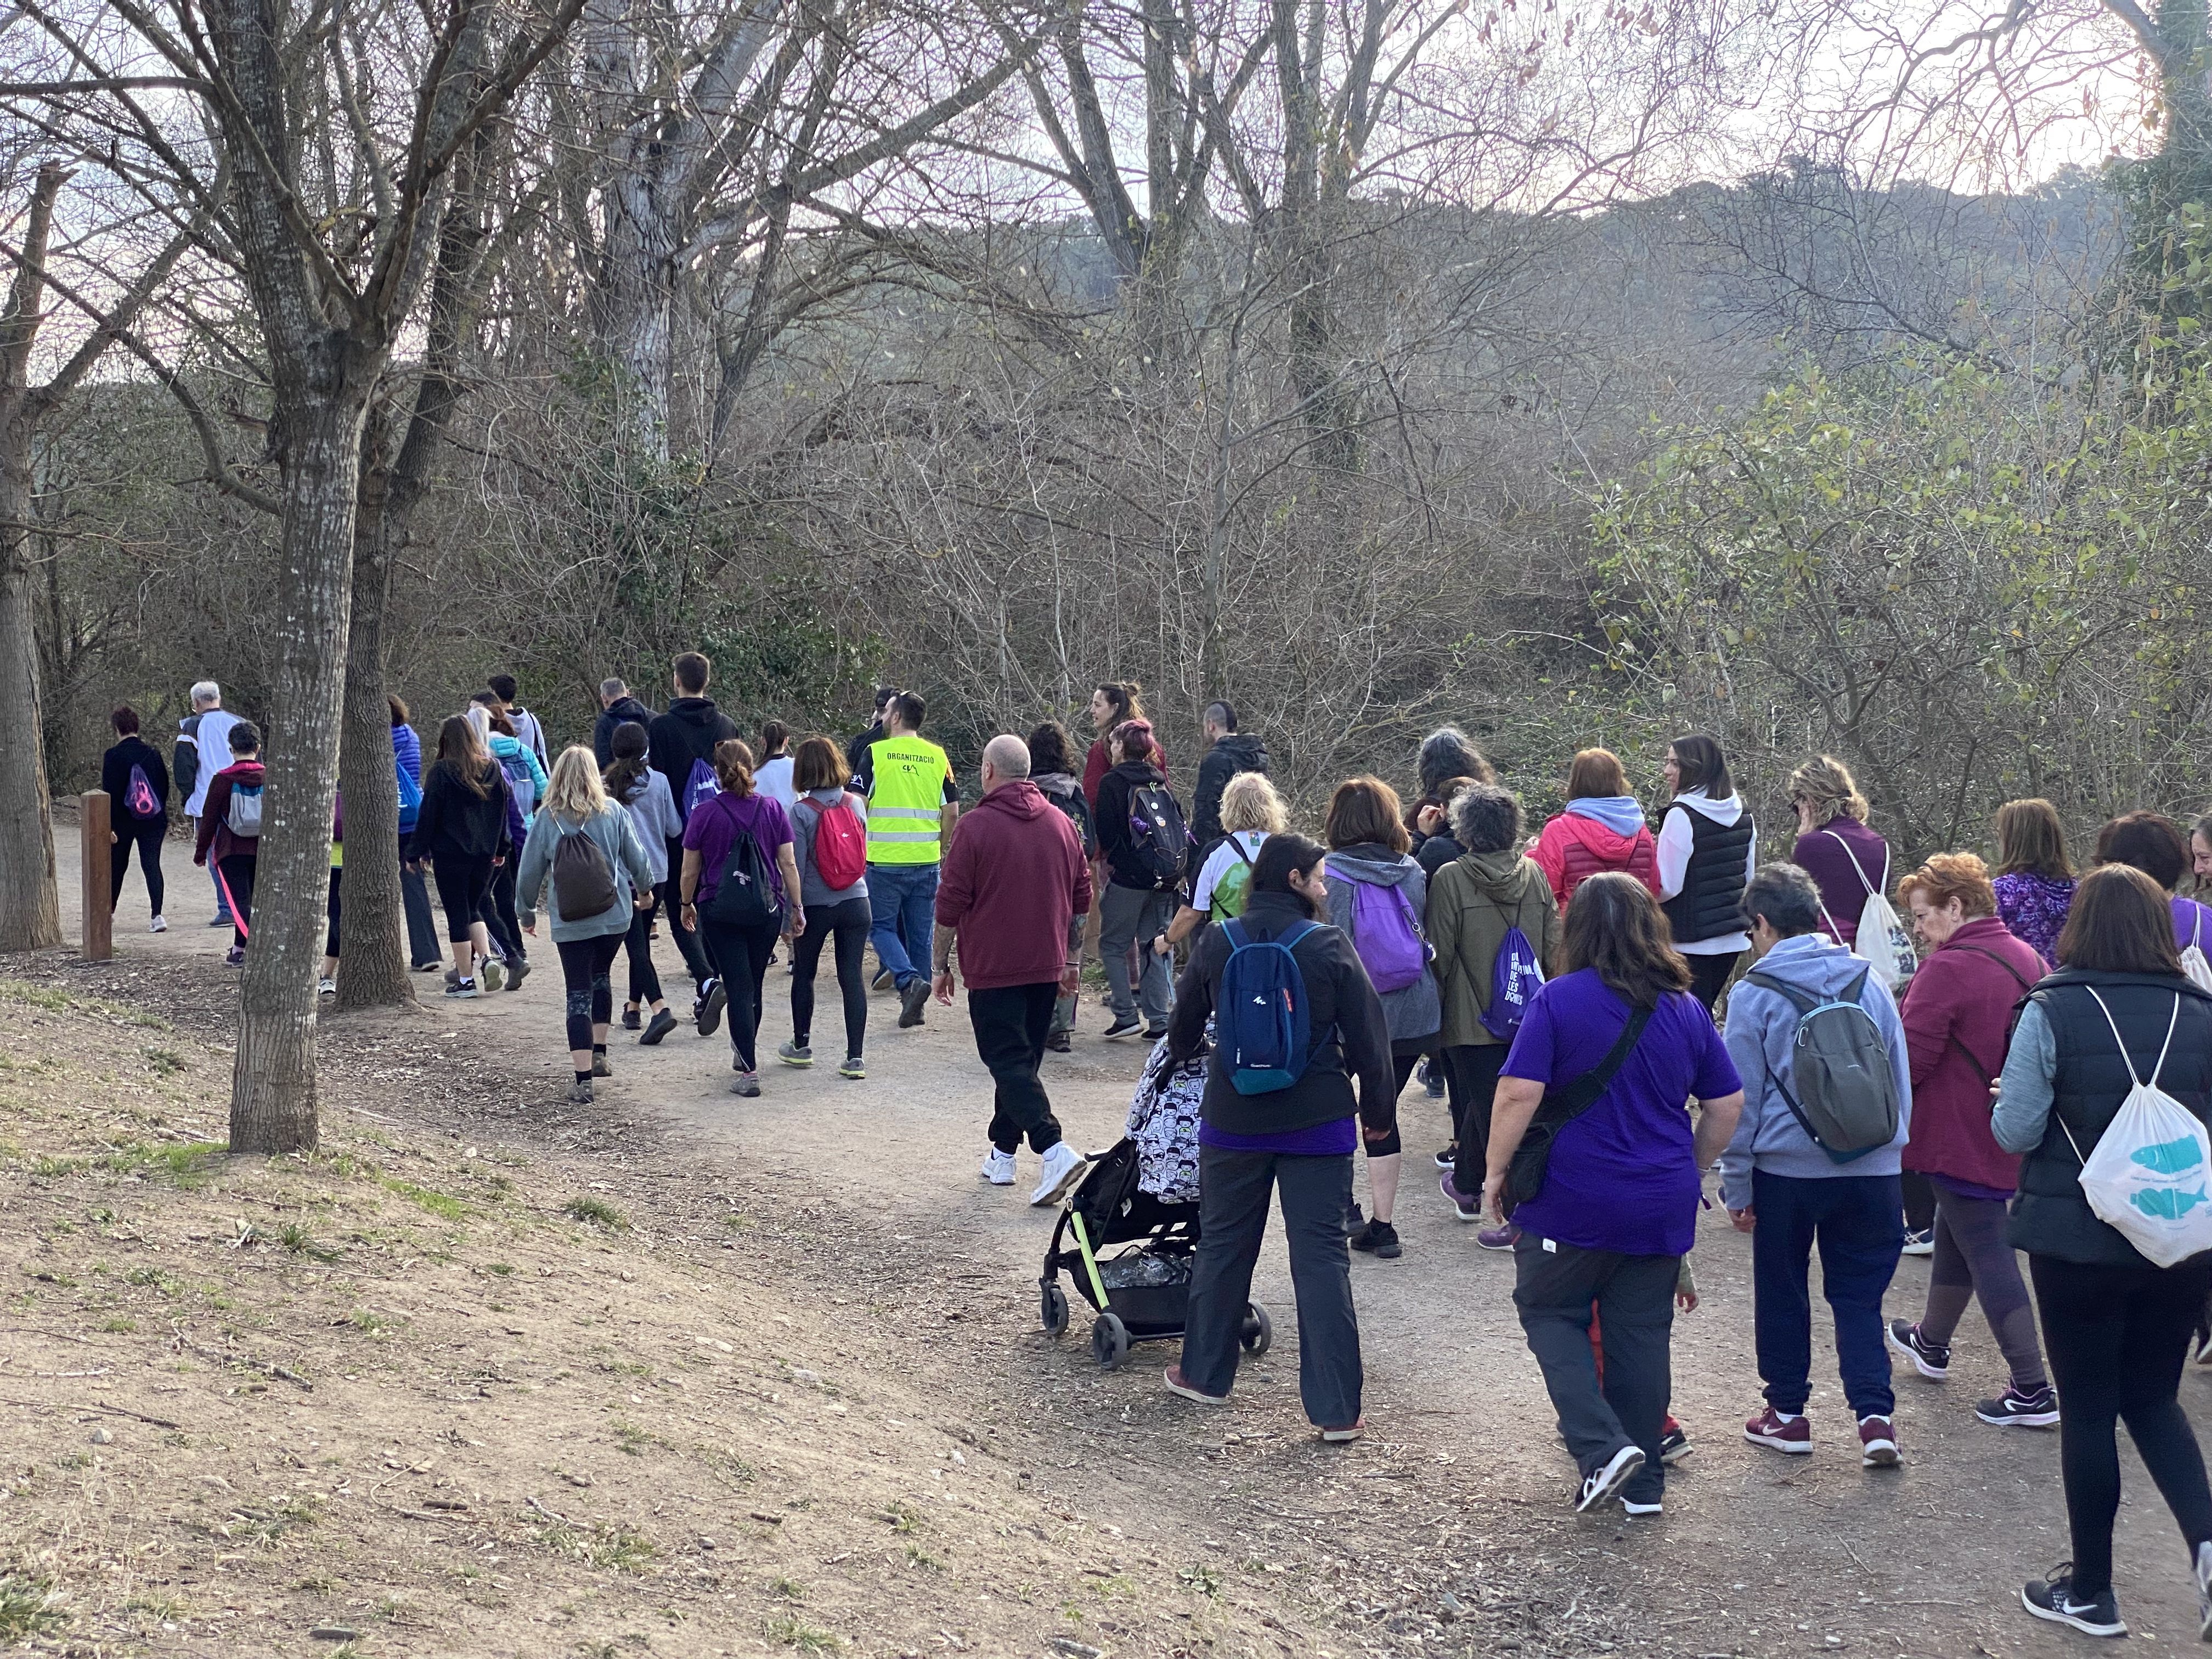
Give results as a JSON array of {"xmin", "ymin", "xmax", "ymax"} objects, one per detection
[{"xmin": 80, "ymin": 790, "xmax": 111, "ymax": 962}]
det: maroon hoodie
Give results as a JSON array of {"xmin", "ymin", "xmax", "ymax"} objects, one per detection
[{"xmin": 935, "ymin": 778, "xmax": 1093, "ymax": 989}]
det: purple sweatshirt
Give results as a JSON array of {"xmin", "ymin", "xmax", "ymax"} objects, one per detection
[
  {"xmin": 1791, "ymin": 819, "xmax": 1892, "ymax": 947},
  {"xmin": 1993, "ymin": 870, "xmax": 2074, "ymax": 969}
]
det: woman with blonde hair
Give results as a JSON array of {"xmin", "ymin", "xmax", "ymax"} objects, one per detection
[
  {"xmin": 1993, "ymin": 799, "xmax": 2076, "ymax": 969},
  {"xmin": 516, "ymin": 747, "xmax": 656, "ymax": 1103},
  {"xmin": 1163, "ymin": 771, "xmax": 1289, "ymax": 950},
  {"xmin": 1786, "ymin": 755, "xmax": 1892, "ymax": 951}
]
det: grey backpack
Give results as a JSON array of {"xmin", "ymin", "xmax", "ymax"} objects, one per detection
[
  {"xmin": 1745, "ymin": 964, "xmax": 1900, "ymax": 1163},
  {"xmin": 551, "ymin": 820, "xmax": 618, "ymax": 920}
]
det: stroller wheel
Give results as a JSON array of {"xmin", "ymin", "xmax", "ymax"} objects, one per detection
[
  {"xmin": 1241, "ymin": 1302, "xmax": 1273, "ymax": 1357},
  {"xmin": 1091, "ymin": 1311, "xmax": 1130, "ymax": 1372},
  {"xmin": 1041, "ymin": 1280, "xmax": 1069, "ymax": 1338}
]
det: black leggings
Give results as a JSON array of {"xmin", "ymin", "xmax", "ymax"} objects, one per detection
[
  {"xmin": 792, "ymin": 895, "xmax": 871, "ymax": 1057},
  {"xmin": 325, "ymin": 867, "xmax": 341, "ymax": 958},
  {"xmin": 556, "ymin": 932, "xmax": 625, "ymax": 1052},
  {"xmin": 697, "ymin": 914, "xmax": 781, "ymax": 1072},
  {"xmin": 1444, "ymin": 1042, "xmax": 1509, "ymax": 1197},
  {"xmin": 622, "ymin": 888, "xmax": 664, "ymax": 1006},
  {"xmin": 2030, "ymin": 1252, "xmax": 2212, "ymax": 1599},
  {"xmin": 432, "ymin": 854, "xmax": 494, "ymax": 945},
  {"xmin": 216, "ymin": 853, "xmax": 256, "ymax": 949},
  {"xmin": 110, "ymin": 818, "xmax": 165, "ymax": 917},
  {"xmin": 481, "ymin": 859, "xmax": 524, "ymax": 961},
  {"xmin": 1683, "ymin": 950, "xmax": 1740, "ymax": 1013}
]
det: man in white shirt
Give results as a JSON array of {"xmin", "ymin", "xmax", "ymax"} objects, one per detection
[{"xmin": 182, "ymin": 681, "xmax": 241, "ymax": 926}]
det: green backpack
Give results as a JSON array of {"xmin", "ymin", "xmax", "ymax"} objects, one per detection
[{"xmin": 1209, "ymin": 838, "xmax": 1257, "ymax": 921}]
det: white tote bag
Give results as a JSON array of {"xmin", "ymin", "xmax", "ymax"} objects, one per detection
[
  {"xmin": 2056, "ymin": 989, "xmax": 2212, "ymax": 1269},
  {"xmin": 1819, "ymin": 832, "xmax": 1915, "ymax": 994}
]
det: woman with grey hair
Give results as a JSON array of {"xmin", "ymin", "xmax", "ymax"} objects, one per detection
[
  {"xmin": 1406, "ymin": 727, "xmax": 1496, "ymax": 852},
  {"xmin": 1426, "ymin": 783, "xmax": 1561, "ymax": 1227}
]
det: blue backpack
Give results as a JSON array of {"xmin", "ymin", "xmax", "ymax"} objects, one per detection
[
  {"xmin": 681, "ymin": 755, "xmax": 720, "ymax": 821},
  {"xmin": 1219, "ymin": 918, "xmax": 1320, "ymax": 1095},
  {"xmin": 395, "ymin": 760, "xmax": 422, "ymax": 832},
  {"xmin": 1481, "ymin": 901, "xmax": 1547, "ymax": 1041}
]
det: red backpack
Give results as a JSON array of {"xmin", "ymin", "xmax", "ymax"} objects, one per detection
[{"xmin": 801, "ymin": 795, "xmax": 867, "ymax": 891}]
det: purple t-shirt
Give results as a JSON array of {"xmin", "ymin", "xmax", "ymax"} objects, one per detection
[
  {"xmin": 2174, "ymin": 895, "xmax": 2212, "ymax": 956},
  {"xmin": 1199, "ymin": 1117, "xmax": 1359, "ymax": 1156},
  {"xmin": 1501, "ymin": 970, "xmax": 1742, "ymax": 1257},
  {"xmin": 682, "ymin": 792, "xmax": 792, "ymax": 907}
]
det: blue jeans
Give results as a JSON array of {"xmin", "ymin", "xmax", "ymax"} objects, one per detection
[
  {"xmin": 866, "ymin": 862, "xmax": 938, "ymax": 990},
  {"xmin": 1751, "ymin": 1168, "xmax": 1904, "ymax": 1418}
]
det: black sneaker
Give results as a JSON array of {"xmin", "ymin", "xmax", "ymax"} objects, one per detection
[
  {"xmin": 2022, "ymin": 1569, "xmax": 2126, "ymax": 1638},
  {"xmin": 1576, "ymin": 1443, "xmax": 1645, "ymax": 1513},
  {"xmin": 1102, "ymin": 1015, "xmax": 1142, "ymax": 1039},
  {"xmin": 871, "ymin": 967, "xmax": 895, "ymax": 993},
  {"xmin": 1977, "ymin": 1384, "xmax": 2059, "ymax": 1427},
  {"xmin": 622, "ymin": 1007, "xmax": 642, "ymax": 1031},
  {"xmin": 1887, "ymin": 1318, "xmax": 1950, "ymax": 1381},
  {"xmin": 1046, "ymin": 1030, "xmax": 1072, "ymax": 1053},
  {"xmin": 1658, "ymin": 1425, "xmax": 1692, "ymax": 1465},
  {"xmin": 640, "ymin": 1008, "xmax": 676, "ymax": 1046},
  {"xmin": 1348, "ymin": 1219, "xmax": 1402, "ymax": 1260},
  {"xmin": 695, "ymin": 978, "xmax": 726, "ymax": 1037},
  {"xmin": 505, "ymin": 956, "xmax": 531, "ymax": 990},
  {"xmin": 898, "ymin": 977, "xmax": 930, "ymax": 1029},
  {"xmin": 1142, "ymin": 1023, "xmax": 1169, "ymax": 1041},
  {"xmin": 1343, "ymin": 1200, "xmax": 1365, "ymax": 1238},
  {"xmin": 1432, "ymin": 1143, "xmax": 1459, "ymax": 1170}
]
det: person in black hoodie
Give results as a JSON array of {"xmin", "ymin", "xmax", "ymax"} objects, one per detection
[
  {"xmin": 405, "ymin": 714, "xmax": 512, "ymax": 998},
  {"xmin": 1189, "ymin": 701, "xmax": 1269, "ymax": 855},
  {"xmin": 101, "ymin": 704, "xmax": 171, "ymax": 930},
  {"xmin": 647, "ymin": 652, "xmax": 741, "ymax": 1017},
  {"xmin": 1161, "ymin": 833, "xmax": 1393, "ymax": 1440},
  {"xmin": 1094, "ymin": 718, "xmax": 1183, "ymax": 1040},
  {"xmin": 1028, "ymin": 720, "xmax": 1096, "ymax": 1052},
  {"xmin": 592, "ymin": 678, "xmax": 655, "ymax": 767},
  {"xmin": 845, "ymin": 685, "xmax": 899, "ymax": 775}
]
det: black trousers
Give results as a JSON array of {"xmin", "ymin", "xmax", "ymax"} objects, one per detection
[
  {"xmin": 556, "ymin": 932, "xmax": 625, "ymax": 1052},
  {"xmin": 400, "ymin": 845, "xmax": 441, "ymax": 967},
  {"xmin": 1515, "ymin": 1233, "xmax": 1676, "ymax": 1505},
  {"xmin": 793, "ymin": 894, "xmax": 871, "ymax": 1057},
  {"xmin": 697, "ymin": 914, "xmax": 779, "ymax": 1071},
  {"xmin": 215, "ymin": 853, "xmax": 256, "ymax": 949},
  {"xmin": 2031, "ymin": 1252, "xmax": 2212, "ymax": 1598},
  {"xmin": 1901, "ymin": 1170, "xmax": 1937, "ymax": 1234},
  {"xmin": 1684, "ymin": 950, "xmax": 1740, "ymax": 1013},
  {"xmin": 1181, "ymin": 1146, "xmax": 1362, "ymax": 1428},
  {"xmin": 110, "ymin": 818, "xmax": 166, "ymax": 916},
  {"xmin": 622, "ymin": 888, "xmax": 664, "ymax": 1006},
  {"xmin": 969, "ymin": 982, "xmax": 1062, "ymax": 1154},
  {"xmin": 1444, "ymin": 1042, "xmax": 1509, "ymax": 1197},
  {"xmin": 431, "ymin": 854, "xmax": 494, "ymax": 945},
  {"xmin": 325, "ymin": 867, "xmax": 341, "ymax": 957},
  {"xmin": 480, "ymin": 859, "xmax": 524, "ymax": 962},
  {"xmin": 664, "ymin": 838, "xmax": 715, "ymax": 988}
]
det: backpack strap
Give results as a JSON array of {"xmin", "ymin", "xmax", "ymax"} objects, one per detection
[
  {"xmin": 1951, "ymin": 944, "xmax": 2035, "ymax": 994},
  {"xmin": 1821, "ymin": 828, "xmax": 1882, "ymax": 900},
  {"xmin": 2081, "ymin": 985, "xmax": 2179, "ymax": 1091}
]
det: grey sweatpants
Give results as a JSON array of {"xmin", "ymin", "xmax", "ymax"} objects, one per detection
[{"xmin": 1918, "ymin": 1186, "xmax": 2048, "ymax": 1392}]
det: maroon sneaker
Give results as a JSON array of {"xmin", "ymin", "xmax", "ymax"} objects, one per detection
[
  {"xmin": 1743, "ymin": 1406, "xmax": 1812, "ymax": 1454},
  {"xmin": 1163, "ymin": 1367, "xmax": 1228, "ymax": 1406},
  {"xmin": 1858, "ymin": 1415, "xmax": 1901, "ymax": 1468}
]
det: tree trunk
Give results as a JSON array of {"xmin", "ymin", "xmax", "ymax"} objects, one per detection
[
  {"xmin": 332, "ymin": 399, "xmax": 412, "ymax": 1012},
  {"xmin": 230, "ymin": 377, "xmax": 372, "ymax": 1153},
  {"xmin": 0, "ymin": 443, "xmax": 60, "ymax": 952},
  {"xmin": 599, "ymin": 174, "xmax": 677, "ymax": 455}
]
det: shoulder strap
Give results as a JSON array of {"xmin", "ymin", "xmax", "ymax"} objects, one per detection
[
  {"xmin": 1230, "ymin": 836, "xmax": 1254, "ymax": 869},
  {"xmin": 1745, "ymin": 969, "xmax": 1819, "ymax": 1017},
  {"xmin": 1954, "ymin": 944, "xmax": 2035, "ymax": 994},
  {"xmin": 1821, "ymin": 828, "xmax": 1881, "ymax": 899},
  {"xmin": 2081, "ymin": 985, "xmax": 2180, "ymax": 1092},
  {"xmin": 1222, "ymin": 919, "xmax": 1248, "ymax": 951},
  {"xmin": 1539, "ymin": 1004, "xmax": 1654, "ymax": 1122}
]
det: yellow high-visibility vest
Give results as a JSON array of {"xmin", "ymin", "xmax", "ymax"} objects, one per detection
[{"xmin": 864, "ymin": 734, "xmax": 952, "ymax": 865}]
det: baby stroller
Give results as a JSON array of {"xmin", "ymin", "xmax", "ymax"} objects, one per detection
[{"xmin": 1038, "ymin": 1033, "xmax": 1272, "ymax": 1370}]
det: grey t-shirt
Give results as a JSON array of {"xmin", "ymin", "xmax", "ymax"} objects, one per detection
[{"xmin": 791, "ymin": 787, "xmax": 869, "ymax": 909}]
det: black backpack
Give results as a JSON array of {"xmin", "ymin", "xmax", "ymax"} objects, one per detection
[
  {"xmin": 1124, "ymin": 782, "xmax": 1191, "ymax": 892},
  {"xmin": 701, "ymin": 802, "xmax": 781, "ymax": 928}
]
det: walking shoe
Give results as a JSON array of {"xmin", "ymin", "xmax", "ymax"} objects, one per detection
[
  {"xmin": 1342, "ymin": 1201, "xmax": 1365, "ymax": 1237},
  {"xmin": 567, "ymin": 1079, "xmax": 594, "ymax": 1105},
  {"xmin": 2195, "ymin": 1326, "xmax": 2212, "ymax": 1366},
  {"xmin": 415, "ymin": 959, "xmax": 443, "ymax": 973},
  {"xmin": 872, "ymin": 967, "xmax": 895, "ymax": 992},
  {"xmin": 1349, "ymin": 1218, "xmax": 1403, "ymax": 1260},
  {"xmin": 445, "ymin": 969, "xmax": 461, "ymax": 991},
  {"xmin": 1030, "ymin": 1142, "xmax": 1088, "ymax": 1207},
  {"xmin": 1046, "ymin": 1029, "xmax": 1072, "ymax": 1053},
  {"xmin": 444, "ymin": 977, "xmax": 478, "ymax": 998},
  {"xmin": 695, "ymin": 978, "xmax": 725, "ymax": 1037},
  {"xmin": 1320, "ymin": 1418, "xmax": 1366, "ymax": 1444},
  {"xmin": 1476, "ymin": 1222, "xmax": 1520, "ymax": 1251},
  {"xmin": 729, "ymin": 1070, "xmax": 761, "ymax": 1098},
  {"xmin": 622, "ymin": 1007, "xmax": 642, "ymax": 1030},
  {"xmin": 1900, "ymin": 1227, "xmax": 1934, "ymax": 1257},
  {"xmin": 1433, "ymin": 1143, "xmax": 1458, "ymax": 1170},
  {"xmin": 224, "ymin": 945, "xmax": 244, "ymax": 967},
  {"xmin": 1658, "ymin": 1424, "xmax": 1692, "ymax": 1465},
  {"xmin": 897, "ymin": 977, "xmax": 930, "ymax": 1029},
  {"xmin": 1576, "ymin": 1443, "xmax": 1645, "ymax": 1512},
  {"xmin": 506, "ymin": 957, "xmax": 530, "ymax": 990},
  {"xmin": 777, "ymin": 1040, "xmax": 813, "ymax": 1068},
  {"xmin": 1858, "ymin": 1415, "xmax": 1900, "ymax": 1468},
  {"xmin": 1621, "ymin": 1498, "xmax": 1663, "ymax": 1517},
  {"xmin": 838, "ymin": 1054, "xmax": 866, "ymax": 1080},
  {"xmin": 1424, "ymin": 1058, "xmax": 1447, "ymax": 1099},
  {"xmin": 208, "ymin": 912, "xmax": 232, "ymax": 928},
  {"xmin": 1743, "ymin": 1406, "xmax": 1812, "ymax": 1454},
  {"xmin": 979, "ymin": 1148, "xmax": 1016, "ymax": 1186},
  {"xmin": 318, "ymin": 976, "xmax": 336, "ymax": 996},
  {"xmin": 591, "ymin": 1053, "xmax": 613, "ymax": 1078},
  {"xmin": 1440, "ymin": 1171, "xmax": 1480, "ymax": 1222},
  {"xmin": 478, "ymin": 958, "xmax": 503, "ymax": 993},
  {"xmin": 1887, "ymin": 1318, "xmax": 1951, "ymax": 1381},
  {"xmin": 149, "ymin": 915, "xmax": 167, "ymax": 933},
  {"xmin": 1142, "ymin": 1023, "xmax": 1169, "ymax": 1041},
  {"xmin": 2022, "ymin": 1569, "xmax": 2126, "ymax": 1638},
  {"xmin": 1102, "ymin": 1014, "xmax": 1142, "ymax": 1039},
  {"xmin": 1976, "ymin": 1384, "xmax": 2060, "ymax": 1427},
  {"xmin": 639, "ymin": 1008, "xmax": 676, "ymax": 1045},
  {"xmin": 2193, "ymin": 1538, "xmax": 2212, "ymax": 1640},
  {"xmin": 1163, "ymin": 1366, "xmax": 1228, "ymax": 1406}
]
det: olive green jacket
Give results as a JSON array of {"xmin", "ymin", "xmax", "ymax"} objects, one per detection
[{"xmin": 1426, "ymin": 849, "xmax": 1562, "ymax": 1047}]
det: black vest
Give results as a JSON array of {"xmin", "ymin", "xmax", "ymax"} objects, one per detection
[
  {"xmin": 2008, "ymin": 970, "xmax": 2212, "ymax": 1267},
  {"xmin": 1661, "ymin": 800, "xmax": 1754, "ymax": 945}
]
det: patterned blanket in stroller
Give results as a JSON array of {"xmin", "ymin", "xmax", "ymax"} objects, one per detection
[{"xmin": 1126, "ymin": 1030, "xmax": 1204, "ymax": 1205}]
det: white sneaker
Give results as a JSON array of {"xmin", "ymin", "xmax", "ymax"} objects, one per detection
[
  {"xmin": 317, "ymin": 977, "xmax": 336, "ymax": 996},
  {"xmin": 1029, "ymin": 1142, "xmax": 1088, "ymax": 1207},
  {"xmin": 2194, "ymin": 1538, "xmax": 2212, "ymax": 1641},
  {"xmin": 979, "ymin": 1149, "xmax": 1015, "ymax": 1186},
  {"xmin": 148, "ymin": 915, "xmax": 167, "ymax": 934}
]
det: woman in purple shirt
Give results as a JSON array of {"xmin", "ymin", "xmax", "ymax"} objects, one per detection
[
  {"xmin": 1991, "ymin": 799, "xmax": 2076, "ymax": 970},
  {"xmin": 1786, "ymin": 755, "xmax": 1891, "ymax": 950},
  {"xmin": 680, "ymin": 740, "xmax": 802, "ymax": 1097},
  {"xmin": 1482, "ymin": 873, "xmax": 1745, "ymax": 1517}
]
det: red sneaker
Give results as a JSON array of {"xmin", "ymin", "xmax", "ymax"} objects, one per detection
[
  {"xmin": 1743, "ymin": 1406, "xmax": 1812, "ymax": 1454},
  {"xmin": 1320, "ymin": 1417, "xmax": 1365, "ymax": 1444},
  {"xmin": 1858, "ymin": 1414, "xmax": 1900, "ymax": 1468},
  {"xmin": 1163, "ymin": 1367, "xmax": 1228, "ymax": 1406}
]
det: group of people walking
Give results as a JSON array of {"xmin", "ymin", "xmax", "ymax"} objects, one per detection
[{"xmin": 99, "ymin": 667, "xmax": 2212, "ymax": 1641}]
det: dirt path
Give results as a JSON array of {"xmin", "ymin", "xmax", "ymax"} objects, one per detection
[{"xmin": 60, "ymin": 824, "xmax": 2212, "ymax": 1655}]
